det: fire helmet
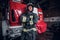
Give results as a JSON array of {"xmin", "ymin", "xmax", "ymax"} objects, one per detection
[
  {"xmin": 12, "ymin": 0, "xmax": 22, "ymax": 2},
  {"xmin": 27, "ymin": 3, "xmax": 34, "ymax": 11}
]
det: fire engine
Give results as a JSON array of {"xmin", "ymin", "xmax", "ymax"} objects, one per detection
[{"xmin": 2, "ymin": 0, "xmax": 47, "ymax": 40}]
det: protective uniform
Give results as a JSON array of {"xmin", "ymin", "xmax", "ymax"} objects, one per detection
[{"xmin": 20, "ymin": 3, "xmax": 38, "ymax": 40}]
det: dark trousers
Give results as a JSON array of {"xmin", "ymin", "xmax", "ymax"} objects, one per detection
[{"xmin": 21, "ymin": 30, "xmax": 36, "ymax": 40}]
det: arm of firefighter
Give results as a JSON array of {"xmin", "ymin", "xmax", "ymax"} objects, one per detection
[
  {"xmin": 34, "ymin": 14, "xmax": 38, "ymax": 24},
  {"xmin": 20, "ymin": 14, "xmax": 26, "ymax": 23}
]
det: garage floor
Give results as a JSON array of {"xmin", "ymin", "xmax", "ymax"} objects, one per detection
[{"xmin": 0, "ymin": 21, "xmax": 54, "ymax": 40}]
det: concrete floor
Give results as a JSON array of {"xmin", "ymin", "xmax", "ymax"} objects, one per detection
[
  {"xmin": 0, "ymin": 21, "xmax": 54, "ymax": 40},
  {"xmin": 0, "ymin": 12, "xmax": 60, "ymax": 40}
]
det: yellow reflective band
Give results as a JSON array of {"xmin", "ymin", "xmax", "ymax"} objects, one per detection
[{"xmin": 22, "ymin": 16, "xmax": 26, "ymax": 22}]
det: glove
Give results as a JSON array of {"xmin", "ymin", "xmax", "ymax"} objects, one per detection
[
  {"xmin": 23, "ymin": 29, "xmax": 27, "ymax": 32},
  {"xmin": 32, "ymin": 28, "xmax": 36, "ymax": 31}
]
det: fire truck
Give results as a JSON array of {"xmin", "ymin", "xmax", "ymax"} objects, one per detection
[{"xmin": 2, "ymin": 0, "xmax": 47, "ymax": 40}]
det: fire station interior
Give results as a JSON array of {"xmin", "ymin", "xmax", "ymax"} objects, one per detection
[{"xmin": 0, "ymin": 0, "xmax": 60, "ymax": 40}]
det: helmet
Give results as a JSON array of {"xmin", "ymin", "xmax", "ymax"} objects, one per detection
[
  {"xmin": 27, "ymin": 3, "xmax": 34, "ymax": 7},
  {"xmin": 12, "ymin": 0, "xmax": 22, "ymax": 2},
  {"xmin": 27, "ymin": 3, "xmax": 34, "ymax": 11}
]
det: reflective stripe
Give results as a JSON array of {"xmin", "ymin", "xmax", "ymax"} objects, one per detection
[
  {"xmin": 9, "ymin": 26, "xmax": 23, "ymax": 28},
  {"xmin": 22, "ymin": 16, "xmax": 27, "ymax": 22},
  {"xmin": 7, "ymin": 12, "xmax": 9, "ymax": 20},
  {"xmin": 23, "ymin": 28, "xmax": 36, "ymax": 32}
]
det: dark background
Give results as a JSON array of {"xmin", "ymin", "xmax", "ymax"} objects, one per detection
[
  {"xmin": 0, "ymin": 0, "xmax": 60, "ymax": 40},
  {"xmin": 0, "ymin": 0, "xmax": 60, "ymax": 17}
]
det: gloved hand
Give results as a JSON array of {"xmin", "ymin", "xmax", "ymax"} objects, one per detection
[
  {"xmin": 23, "ymin": 29, "xmax": 27, "ymax": 32},
  {"xmin": 32, "ymin": 28, "xmax": 36, "ymax": 31}
]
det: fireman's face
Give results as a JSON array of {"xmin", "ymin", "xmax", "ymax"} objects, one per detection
[{"xmin": 28, "ymin": 6, "xmax": 33, "ymax": 11}]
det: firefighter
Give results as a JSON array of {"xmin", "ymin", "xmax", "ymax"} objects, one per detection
[{"xmin": 20, "ymin": 3, "xmax": 38, "ymax": 40}]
